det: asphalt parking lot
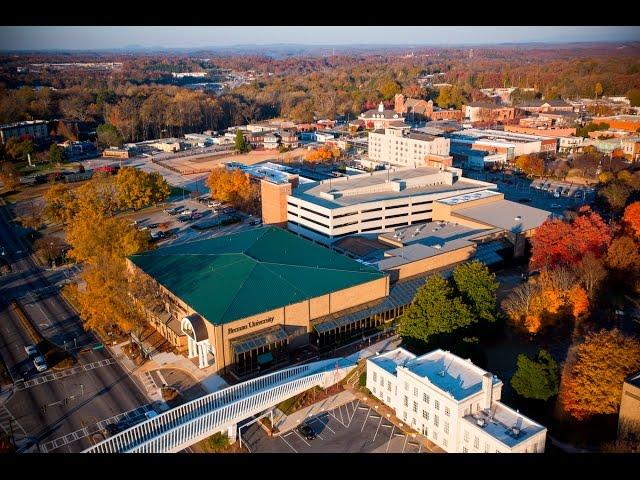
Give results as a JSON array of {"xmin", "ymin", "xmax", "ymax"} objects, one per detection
[
  {"xmin": 464, "ymin": 171, "xmax": 595, "ymax": 213},
  {"xmin": 241, "ymin": 400, "xmax": 427, "ymax": 453}
]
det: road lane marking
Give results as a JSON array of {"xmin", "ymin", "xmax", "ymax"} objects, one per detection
[
  {"xmin": 42, "ymin": 403, "xmax": 153, "ymax": 453},
  {"xmin": 14, "ymin": 358, "xmax": 117, "ymax": 390}
]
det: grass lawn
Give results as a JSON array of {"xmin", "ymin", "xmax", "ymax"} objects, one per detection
[{"xmin": 169, "ymin": 185, "xmax": 192, "ymax": 199}]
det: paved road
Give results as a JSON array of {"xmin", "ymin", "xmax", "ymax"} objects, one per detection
[{"xmin": 0, "ymin": 200, "xmax": 149, "ymax": 453}]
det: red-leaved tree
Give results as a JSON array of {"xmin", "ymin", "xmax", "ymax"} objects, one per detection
[{"xmin": 530, "ymin": 206, "xmax": 612, "ymax": 270}]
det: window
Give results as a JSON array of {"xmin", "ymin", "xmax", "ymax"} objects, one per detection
[
  {"xmin": 413, "ymin": 401, "xmax": 418, "ymax": 413},
  {"xmin": 433, "ymin": 431, "xmax": 438, "ymax": 441},
  {"xmin": 387, "ymin": 396, "xmax": 391, "ymax": 404},
  {"xmin": 485, "ymin": 443, "xmax": 490, "ymax": 453},
  {"xmin": 372, "ymin": 372, "xmax": 377, "ymax": 383},
  {"xmin": 423, "ymin": 393, "xmax": 429, "ymax": 404},
  {"xmin": 444, "ymin": 422, "xmax": 449, "ymax": 434},
  {"xmin": 413, "ymin": 387, "xmax": 418, "ymax": 397},
  {"xmin": 404, "ymin": 381, "xmax": 409, "ymax": 391},
  {"xmin": 422, "ymin": 410, "xmax": 429, "ymax": 420},
  {"xmin": 387, "ymin": 381, "xmax": 392, "ymax": 392},
  {"xmin": 474, "ymin": 436, "xmax": 479, "ymax": 449},
  {"xmin": 380, "ymin": 377, "xmax": 384, "ymax": 387},
  {"xmin": 533, "ymin": 444, "xmax": 537, "ymax": 453},
  {"xmin": 403, "ymin": 412, "xmax": 407, "ymax": 421},
  {"xmin": 434, "ymin": 400, "xmax": 440, "ymax": 410},
  {"xmin": 443, "ymin": 438, "xmax": 448, "ymax": 448},
  {"xmin": 464, "ymin": 431, "xmax": 469, "ymax": 443},
  {"xmin": 403, "ymin": 396, "xmax": 408, "ymax": 407},
  {"xmin": 444, "ymin": 407, "xmax": 450, "ymax": 417},
  {"xmin": 462, "ymin": 447, "xmax": 468, "ymax": 453},
  {"xmin": 372, "ymin": 386, "xmax": 376, "ymax": 394},
  {"xmin": 434, "ymin": 415, "xmax": 439, "ymax": 427}
]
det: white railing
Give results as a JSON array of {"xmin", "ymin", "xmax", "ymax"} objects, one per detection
[{"xmin": 83, "ymin": 358, "xmax": 355, "ymax": 453}]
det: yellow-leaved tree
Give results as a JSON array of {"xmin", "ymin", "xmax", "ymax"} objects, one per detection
[{"xmin": 115, "ymin": 166, "xmax": 170, "ymax": 210}]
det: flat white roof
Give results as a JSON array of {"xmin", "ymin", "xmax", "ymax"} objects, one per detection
[
  {"xmin": 368, "ymin": 347, "xmax": 417, "ymax": 375},
  {"xmin": 452, "ymin": 199, "xmax": 553, "ymax": 233},
  {"xmin": 438, "ymin": 189, "xmax": 501, "ymax": 206},
  {"xmin": 463, "ymin": 401, "xmax": 546, "ymax": 448}
]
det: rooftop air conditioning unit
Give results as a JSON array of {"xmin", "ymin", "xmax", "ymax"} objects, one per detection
[
  {"xmin": 514, "ymin": 216, "xmax": 522, "ymax": 221},
  {"xmin": 511, "ymin": 426, "xmax": 521, "ymax": 436},
  {"xmin": 438, "ymin": 370, "xmax": 446, "ymax": 377},
  {"xmin": 434, "ymin": 244, "xmax": 442, "ymax": 250},
  {"xmin": 476, "ymin": 418, "xmax": 486, "ymax": 428}
]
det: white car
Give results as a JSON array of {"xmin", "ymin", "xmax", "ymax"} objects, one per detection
[
  {"xmin": 33, "ymin": 356, "xmax": 48, "ymax": 372},
  {"xmin": 24, "ymin": 344, "xmax": 38, "ymax": 356}
]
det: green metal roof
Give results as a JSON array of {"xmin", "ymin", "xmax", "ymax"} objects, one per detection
[{"xmin": 129, "ymin": 227, "xmax": 386, "ymax": 326}]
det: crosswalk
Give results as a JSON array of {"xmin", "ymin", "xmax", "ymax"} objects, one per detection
[
  {"xmin": 0, "ymin": 404, "xmax": 28, "ymax": 449},
  {"xmin": 15, "ymin": 358, "xmax": 117, "ymax": 391},
  {"xmin": 41, "ymin": 404, "xmax": 154, "ymax": 453}
]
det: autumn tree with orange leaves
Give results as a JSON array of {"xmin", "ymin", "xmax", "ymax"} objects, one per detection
[
  {"xmin": 207, "ymin": 168, "xmax": 260, "ymax": 214},
  {"xmin": 559, "ymin": 329, "xmax": 640, "ymax": 420},
  {"xmin": 305, "ymin": 146, "xmax": 340, "ymax": 163},
  {"xmin": 515, "ymin": 154, "xmax": 545, "ymax": 177},
  {"xmin": 530, "ymin": 206, "xmax": 612, "ymax": 270},
  {"xmin": 623, "ymin": 202, "xmax": 640, "ymax": 238}
]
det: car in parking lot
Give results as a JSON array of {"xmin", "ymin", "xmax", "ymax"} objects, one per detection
[
  {"xmin": 297, "ymin": 424, "xmax": 317, "ymax": 440},
  {"xmin": 33, "ymin": 355, "xmax": 48, "ymax": 372},
  {"xmin": 24, "ymin": 344, "xmax": 38, "ymax": 356},
  {"xmin": 165, "ymin": 206, "xmax": 184, "ymax": 216},
  {"xmin": 207, "ymin": 201, "xmax": 221, "ymax": 208},
  {"xmin": 249, "ymin": 219, "xmax": 262, "ymax": 226},
  {"xmin": 147, "ymin": 223, "xmax": 160, "ymax": 229}
]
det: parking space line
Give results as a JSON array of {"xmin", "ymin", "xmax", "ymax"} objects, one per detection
[
  {"xmin": 371, "ymin": 416, "xmax": 384, "ymax": 443},
  {"xmin": 293, "ymin": 429, "xmax": 311, "ymax": 447},
  {"xmin": 310, "ymin": 416, "xmax": 335, "ymax": 435},
  {"xmin": 360, "ymin": 408, "xmax": 371, "ymax": 432},
  {"xmin": 402, "ymin": 434, "xmax": 409, "ymax": 453},
  {"xmin": 279, "ymin": 434, "xmax": 298, "ymax": 453},
  {"xmin": 386, "ymin": 425, "xmax": 395, "ymax": 453}
]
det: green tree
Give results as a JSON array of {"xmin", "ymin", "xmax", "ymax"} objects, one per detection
[
  {"xmin": 510, "ymin": 349, "xmax": 559, "ymax": 401},
  {"xmin": 452, "ymin": 261, "xmax": 499, "ymax": 323},
  {"xmin": 234, "ymin": 130, "xmax": 249, "ymax": 153},
  {"xmin": 398, "ymin": 274, "xmax": 474, "ymax": 345},
  {"xmin": 49, "ymin": 144, "xmax": 66, "ymax": 165},
  {"xmin": 599, "ymin": 181, "xmax": 631, "ymax": 212},
  {"xmin": 96, "ymin": 123, "xmax": 124, "ymax": 148}
]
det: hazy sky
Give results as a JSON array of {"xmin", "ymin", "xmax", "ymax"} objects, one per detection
[{"xmin": 1, "ymin": 26, "xmax": 638, "ymax": 50}]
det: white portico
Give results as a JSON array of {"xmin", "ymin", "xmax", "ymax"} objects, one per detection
[{"xmin": 181, "ymin": 314, "xmax": 215, "ymax": 369}]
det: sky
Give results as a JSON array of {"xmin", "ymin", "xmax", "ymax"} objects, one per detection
[{"xmin": 0, "ymin": 26, "xmax": 639, "ymax": 51}]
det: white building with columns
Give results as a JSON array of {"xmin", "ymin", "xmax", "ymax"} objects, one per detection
[
  {"xmin": 181, "ymin": 314, "xmax": 215, "ymax": 369},
  {"xmin": 367, "ymin": 348, "xmax": 547, "ymax": 453}
]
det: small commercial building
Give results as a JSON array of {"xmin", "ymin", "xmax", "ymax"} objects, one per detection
[
  {"xmin": 620, "ymin": 137, "xmax": 640, "ymax": 162},
  {"xmin": 127, "ymin": 227, "xmax": 388, "ymax": 378},
  {"xmin": 618, "ymin": 371, "xmax": 640, "ymax": 440},
  {"xmin": 0, "ymin": 120, "xmax": 48, "ymax": 144},
  {"xmin": 367, "ymin": 348, "xmax": 547, "ymax": 453},
  {"xmin": 360, "ymin": 102, "xmax": 406, "ymax": 130}
]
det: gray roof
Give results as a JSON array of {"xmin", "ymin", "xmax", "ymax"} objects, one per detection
[
  {"xmin": 463, "ymin": 402, "xmax": 546, "ymax": 448},
  {"xmin": 451, "ymin": 199, "xmax": 552, "ymax": 233},
  {"xmin": 292, "ymin": 167, "xmax": 493, "ymax": 209}
]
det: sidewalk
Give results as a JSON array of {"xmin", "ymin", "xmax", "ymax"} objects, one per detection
[{"xmin": 273, "ymin": 390, "xmax": 356, "ymax": 435}]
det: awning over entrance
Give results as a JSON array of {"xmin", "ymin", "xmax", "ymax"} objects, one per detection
[
  {"xmin": 230, "ymin": 325, "xmax": 289, "ymax": 355},
  {"xmin": 311, "ymin": 275, "xmax": 425, "ymax": 335},
  {"xmin": 183, "ymin": 313, "xmax": 209, "ymax": 342}
]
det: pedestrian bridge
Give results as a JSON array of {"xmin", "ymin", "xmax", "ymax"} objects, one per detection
[{"xmin": 83, "ymin": 358, "xmax": 356, "ymax": 453}]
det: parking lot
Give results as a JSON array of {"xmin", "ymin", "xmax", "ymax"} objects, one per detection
[
  {"xmin": 464, "ymin": 171, "xmax": 596, "ymax": 213},
  {"xmin": 241, "ymin": 399, "xmax": 429, "ymax": 453},
  {"xmin": 121, "ymin": 196, "xmax": 259, "ymax": 248}
]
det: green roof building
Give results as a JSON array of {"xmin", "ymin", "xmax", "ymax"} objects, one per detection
[{"xmin": 128, "ymin": 227, "xmax": 389, "ymax": 376}]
